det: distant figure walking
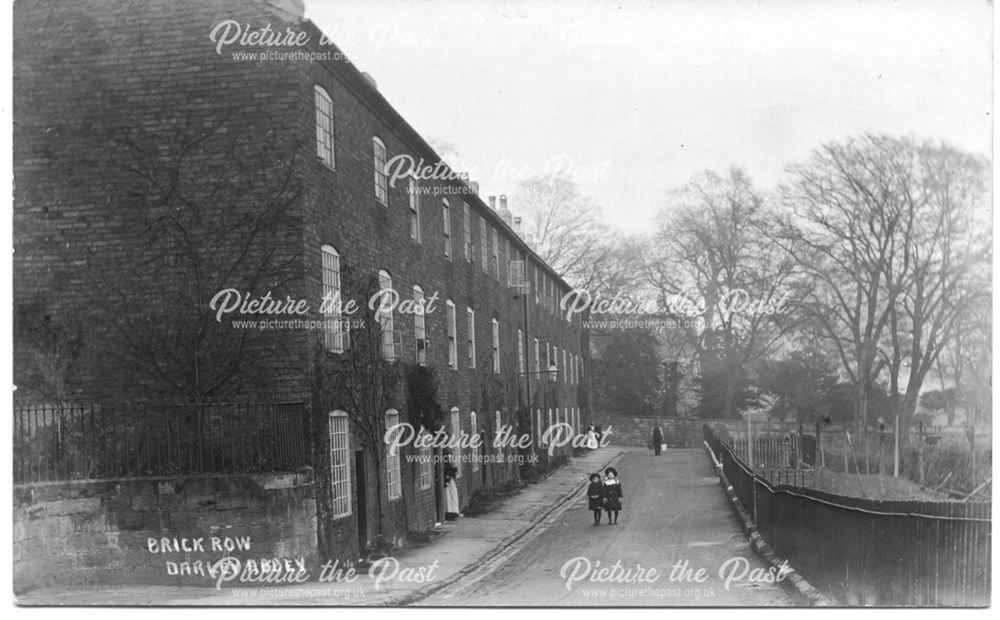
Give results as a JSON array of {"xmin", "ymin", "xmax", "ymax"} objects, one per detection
[
  {"xmin": 595, "ymin": 424, "xmax": 603, "ymax": 445},
  {"xmin": 586, "ymin": 473, "xmax": 605, "ymax": 525},
  {"xmin": 603, "ymin": 467, "xmax": 623, "ymax": 524},
  {"xmin": 652, "ymin": 426, "xmax": 664, "ymax": 456},
  {"xmin": 444, "ymin": 464, "xmax": 460, "ymax": 521},
  {"xmin": 586, "ymin": 425, "xmax": 599, "ymax": 450}
]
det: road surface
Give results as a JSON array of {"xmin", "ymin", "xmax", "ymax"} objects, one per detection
[{"xmin": 419, "ymin": 448, "xmax": 796, "ymax": 606}]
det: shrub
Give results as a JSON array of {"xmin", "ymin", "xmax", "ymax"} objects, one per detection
[
  {"xmin": 521, "ymin": 454, "xmax": 570, "ymax": 484},
  {"xmin": 900, "ymin": 440, "xmax": 991, "ymax": 493}
]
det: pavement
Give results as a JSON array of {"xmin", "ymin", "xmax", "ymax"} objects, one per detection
[{"xmin": 15, "ymin": 447, "xmax": 625, "ymax": 606}]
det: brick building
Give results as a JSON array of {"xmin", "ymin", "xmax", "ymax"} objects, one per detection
[{"xmin": 12, "ymin": 0, "xmax": 590, "ymax": 562}]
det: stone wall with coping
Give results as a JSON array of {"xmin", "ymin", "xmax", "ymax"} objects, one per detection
[
  {"xmin": 13, "ymin": 469, "xmax": 318, "ymax": 593},
  {"xmin": 592, "ymin": 415, "xmax": 721, "ymax": 449}
]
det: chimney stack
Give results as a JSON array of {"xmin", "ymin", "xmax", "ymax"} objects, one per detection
[
  {"xmin": 488, "ymin": 196, "xmax": 497, "ymax": 211},
  {"xmin": 470, "ymin": 181, "xmax": 479, "ymax": 195},
  {"xmin": 525, "ymin": 232, "xmax": 537, "ymax": 252},
  {"xmin": 265, "ymin": 0, "xmax": 305, "ymax": 21},
  {"xmin": 513, "ymin": 216, "xmax": 523, "ymax": 237},
  {"xmin": 361, "ymin": 72, "xmax": 378, "ymax": 91},
  {"xmin": 499, "ymin": 194, "xmax": 512, "ymax": 226}
]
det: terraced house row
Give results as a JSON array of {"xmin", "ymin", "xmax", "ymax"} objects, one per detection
[{"xmin": 12, "ymin": 0, "xmax": 591, "ymax": 565}]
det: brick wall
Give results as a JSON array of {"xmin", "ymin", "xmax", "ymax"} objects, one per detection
[
  {"xmin": 13, "ymin": 470, "xmax": 318, "ymax": 593},
  {"xmin": 13, "ymin": 0, "xmax": 591, "ymax": 564},
  {"xmin": 12, "ymin": 0, "xmax": 312, "ymax": 403}
]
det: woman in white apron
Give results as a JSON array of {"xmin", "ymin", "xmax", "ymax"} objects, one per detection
[{"xmin": 444, "ymin": 463, "xmax": 460, "ymax": 521}]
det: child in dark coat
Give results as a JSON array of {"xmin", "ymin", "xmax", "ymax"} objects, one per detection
[
  {"xmin": 586, "ymin": 473, "xmax": 604, "ymax": 525},
  {"xmin": 603, "ymin": 467, "xmax": 623, "ymax": 524}
]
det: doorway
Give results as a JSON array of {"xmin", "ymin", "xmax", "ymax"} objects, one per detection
[{"xmin": 354, "ymin": 449, "xmax": 367, "ymax": 553}]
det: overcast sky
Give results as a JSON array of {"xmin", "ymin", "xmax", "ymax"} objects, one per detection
[{"xmin": 304, "ymin": 0, "xmax": 992, "ymax": 234}]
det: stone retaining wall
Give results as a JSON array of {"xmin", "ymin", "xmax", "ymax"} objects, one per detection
[
  {"xmin": 592, "ymin": 415, "xmax": 717, "ymax": 448},
  {"xmin": 13, "ymin": 469, "xmax": 318, "ymax": 593}
]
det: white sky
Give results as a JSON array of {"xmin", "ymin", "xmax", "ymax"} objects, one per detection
[{"xmin": 304, "ymin": 0, "xmax": 992, "ymax": 234}]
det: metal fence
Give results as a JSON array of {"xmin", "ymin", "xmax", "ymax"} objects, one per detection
[
  {"xmin": 14, "ymin": 401, "xmax": 309, "ymax": 483},
  {"xmin": 704, "ymin": 425, "xmax": 991, "ymax": 606}
]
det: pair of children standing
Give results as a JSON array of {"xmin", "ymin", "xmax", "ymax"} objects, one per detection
[{"xmin": 586, "ymin": 467, "xmax": 623, "ymax": 525}]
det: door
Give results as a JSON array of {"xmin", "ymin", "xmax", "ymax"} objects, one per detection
[{"xmin": 354, "ymin": 449, "xmax": 367, "ymax": 553}]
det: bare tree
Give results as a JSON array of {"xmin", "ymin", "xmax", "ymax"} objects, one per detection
[
  {"xmin": 935, "ymin": 294, "xmax": 991, "ymax": 427},
  {"xmin": 643, "ymin": 169, "xmax": 796, "ymax": 419},
  {"xmin": 882, "ymin": 142, "xmax": 990, "ymax": 436},
  {"xmin": 779, "ymin": 135, "xmax": 989, "ymax": 436},
  {"xmin": 778, "ymin": 136, "xmax": 911, "ymax": 433},
  {"xmin": 514, "ymin": 173, "xmax": 614, "ymax": 288},
  {"xmin": 82, "ymin": 109, "xmax": 302, "ymax": 403}
]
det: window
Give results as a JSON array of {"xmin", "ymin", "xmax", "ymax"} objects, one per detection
[
  {"xmin": 467, "ymin": 307, "xmax": 476, "ymax": 369},
  {"xmin": 563, "ymin": 349, "xmax": 568, "ymax": 383},
  {"xmin": 533, "ymin": 338, "xmax": 540, "ymax": 373},
  {"xmin": 536, "ymin": 409, "xmax": 542, "ymax": 446},
  {"xmin": 480, "ymin": 217, "xmax": 488, "ymax": 271},
  {"xmin": 378, "ymin": 270, "xmax": 395, "ymax": 360},
  {"xmin": 491, "ymin": 318, "xmax": 500, "ymax": 374},
  {"xmin": 386, "ymin": 409, "xmax": 402, "ymax": 500},
  {"xmin": 470, "ymin": 411, "xmax": 479, "ymax": 472},
  {"xmin": 504, "ymin": 239, "xmax": 511, "ymax": 283},
  {"xmin": 321, "ymin": 245, "xmax": 347, "ymax": 352},
  {"xmin": 373, "ymin": 137, "xmax": 388, "ymax": 205},
  {"xmin": 314, "ymin": 86, "xmax": 335, "ymax": 168},
  {"xmin": 409, "ymin": 177, "xmax": 421, "ymax": 242},
  {"xmin": 463, "ymin": 202, "xmax": 472, "ymax": 261},
  {"xmin": 446, "ymin": 300, "xmax": 457, "ymax": 369},
  {"xmin": 328, "ymin": 411, "xmax": 351, "ymax": 518},
  {"xmin": 534, "ymin": 265, "xmax": 540, "ymax": 305},
  {"xmin": 418, "ymin": 427, "xmax": 433, "ymax": 490},
  {"xmin": 517, "ymin": 329, "xmax": 525, "ymax": 373},
  {"xmin": 414, "ymin": 285, "xmax": 426, "ymax": 365},
  {"xmin": 491, "ymin": 229, "xmax": 500, "ymax": 280},
  {"xmin": 450, "ymin": 407, "xmax": 462, "ymax": 479},
  {"xmin": 442, "ymin": 199, "xmax": 452, "ymax": 259},
  {"xmin": 509, "ymin": 259, "xmax": 525, "ymax": 288}
]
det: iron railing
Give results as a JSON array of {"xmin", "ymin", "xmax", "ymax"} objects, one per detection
[{"xmin": 14, "ymin": 401, "xmax": 309, "ymax": 483}]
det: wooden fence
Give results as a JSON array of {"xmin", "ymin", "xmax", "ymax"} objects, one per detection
[{"xmin": 704, "ymin": 425, "xmax": 991, "ymax": 606}]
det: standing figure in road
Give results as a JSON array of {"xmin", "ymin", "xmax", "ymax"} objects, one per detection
[
  {"xmin": 586, "ymin": 473, "xmax": 605, "ymax": 525},
  {"xmin": 586, "ymin": 425, "xmax": 599, "ymax": 450},
  {"xmin": 603, "ymin": 467, "xmax": 623, "ymax": 524},
  {"xmin": 444, "ymin": 463, "xmax": 460, "ymax": 521},
  {"xmin": 652, "ymin": 426, "xmax": 664, "ymax": 456},
  {"xmin": 594, "ymin": 424, "xmax": 603, "ymax": 445}
]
